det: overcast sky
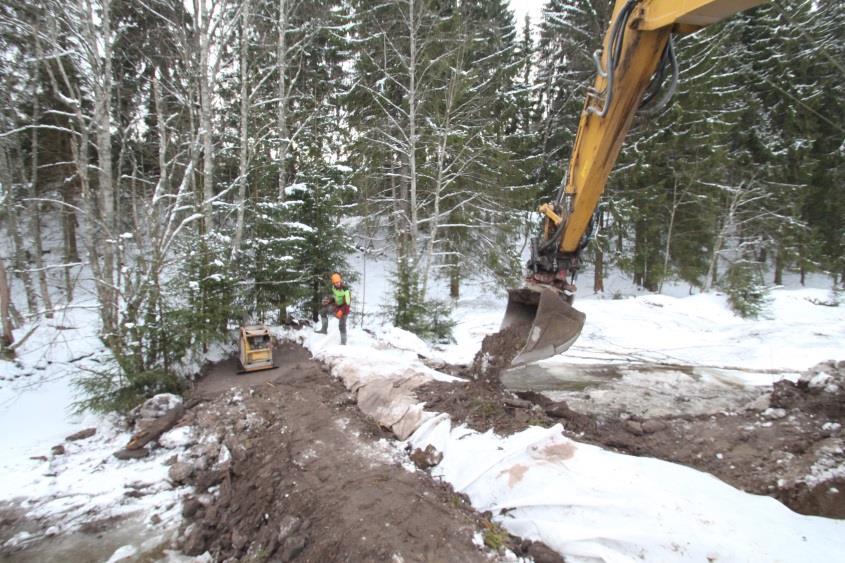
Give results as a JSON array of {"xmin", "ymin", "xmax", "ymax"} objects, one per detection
[{"xmin": 510, "ymin": 0, "xmax": 544, "ymax": 26}]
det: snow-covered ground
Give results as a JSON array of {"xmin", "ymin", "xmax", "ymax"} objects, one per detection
[
  {"xmin": 0, "ymin": 302, "xmax": 195, "ymax": 559},
  {"xmin": 2, "ymin": 250, "xmax": 844, "ymax": 561}
]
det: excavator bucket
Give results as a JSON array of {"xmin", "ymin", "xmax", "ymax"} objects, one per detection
[{"xmin": 501, "ymin": 287, "xmax": 586, "ymax": 367}]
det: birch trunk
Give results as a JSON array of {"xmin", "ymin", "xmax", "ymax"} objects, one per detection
[
  {"xmin": 0, "ymin": 258, "xmax": 13, "ymax": 353},
  {"xmin": 62, "ymin": 184, "xmax": 79, "ymax": 301},
  {"xmin": 704, "ymin": 188, "xmax": 743, "ymax": 291},
  {"xmin": 420, "ymin": 63, "xmax": 459, "ymax": 300},
  {"xmin": 659, "ymin": 178, "xmax": 681, "ymax": 294},
  {"xmin": 84, "ymin": 0, "xmax": 118, "ymax": 337},
  {"xmin": 276, "ymin": 0, "xmax": 289, "ymax": 201},
  {"xmin": 71, "ymin": 113, "xmax": 107, "ymax": 309},
  {"xmin": 420, "ymin": 135, "xmax": 443, "ymax": 300},
  {"xmin": 199, "ymin": 0, "xmax": 215, "ymax": 230},
  {"xmin": 704, "ymin": 216, "xmax": 723, "ymax": 291},
  {"xmin": 232, "ymin": 0, "xmax": 251, "ymax": 260},
  {"xmin": 27, "ymin": 95, "xmax": 54, "ymax": 317},
  {"xmin": 407, "ymin": 0, "xmax": 419, "ymax": 254},
  {"xmin": 0, "ymin": 142, "xmax": 37, "ymax": 315}
]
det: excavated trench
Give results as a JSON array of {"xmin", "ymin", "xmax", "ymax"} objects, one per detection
[{"xmin": 172, "ymin": 340, "xmax": 561, "ymax": 562}]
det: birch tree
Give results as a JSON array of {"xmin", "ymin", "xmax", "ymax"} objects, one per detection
[
  {"xmin": 0, "ymin": 258, "xmax": 14, "ymax": 355},
  {"xmin": 0, "ymin": 19, "xmax": 39, "ymax": 316},
  {"xmin": 347, "ymin": 0, "xmax": 441, "ymax": 329},
  {"xmin": 32, "ymin": 0, "xmax": 123, "ymax": 343},
  {"xmin": 230, "ymin": 0, "xmax": 251, "ymax": 261},
  {"xmin": 424, "ymin": 0, "xmax": 526, "ymax": 299}
]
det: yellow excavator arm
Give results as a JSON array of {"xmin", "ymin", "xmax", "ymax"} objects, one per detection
[
  {"xmin": 503, "ymin": 0, "xmax": 768, "ymax": 368},
  {"xmin": 556, "ymin": 0, "xmax": 767, "ymax": 257}
]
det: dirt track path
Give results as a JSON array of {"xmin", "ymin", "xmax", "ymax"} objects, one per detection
[{"xmin": 178, "ymin": 341, "xmax": 494, "ymax": 561}]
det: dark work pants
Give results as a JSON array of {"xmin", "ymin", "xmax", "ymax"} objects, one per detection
[{"xmin": 319, "ymin": 303, "xmax": 347, "ymax": 344}]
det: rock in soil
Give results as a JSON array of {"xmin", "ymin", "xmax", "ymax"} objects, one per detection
[
  {"xmin": 168, "ymin": 462, "xmax": 194, "ymax": 484},
  {"xmin": 409, "ymin": 444, "xmax": 443, "ymax": 469},
  {"xmin": 277, "ymin": 515, "xmax": 302, "ymax": 543},
  {"xmin": 182, "ymin": 499, "xmax": 203, "ymax": 518},
  {"xmin": 65, "ymin": 428, "xmax": 97, "ymax": 441},
  {"xmin": 641, "ymin": 419, "xmax": 667, "ymax": 434},
  {"xmin": 624, "ymin": 420, "xmax": 644, "ymax": 436},
  {"xmin": 279, "ymin": 534, "xmax": 307, "ymax": 562},
  {"xmin": 521, "ymin": 539, "xmax": 566, "ymax": 563},
  {"xmin": 113, "ymin": 448, "xmax": 150, "ymax": 460}
]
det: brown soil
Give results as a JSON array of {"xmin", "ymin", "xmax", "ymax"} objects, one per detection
[
  {"xmin": 416, "ymin": 355, "xmax": 845, "ymax": 520},
  {"xmin": 173, "ymin": 341, "xmax": 553, "ymax": 562},
  {"xmin": 471, "ymin": 322, "xmax": 531, "ymax": 384}
]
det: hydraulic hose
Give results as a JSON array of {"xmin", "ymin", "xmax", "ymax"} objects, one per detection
[
  {"xmin": 639, "ymin": 37, "xmax": 679, "ymax": 117},
  {"xmin": 587, "ymin": 0, "xmax": 638, "ymax": 118}
]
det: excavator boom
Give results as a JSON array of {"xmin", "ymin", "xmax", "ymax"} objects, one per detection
[
  {"xmin": 558, "ymin": 0, "xmax": 767, "ymax": 255},
  {"xmin": 500, "ymin": 0, "xmax": 768, "ymax": 369}
]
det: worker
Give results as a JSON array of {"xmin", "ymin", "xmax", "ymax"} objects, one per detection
[{"xmin": 316, "ymin": 272, "xmax": 351, "ymax": 344}]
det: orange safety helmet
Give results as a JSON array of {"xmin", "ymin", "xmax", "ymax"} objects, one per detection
[{"xmin": 331, "ymin": 272, "xmax": 342, "ymax": 285}]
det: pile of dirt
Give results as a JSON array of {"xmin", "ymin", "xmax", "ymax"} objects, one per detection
[
  {"xmin": 770, "ymin": 367, "xmax": 845, "ymax": 420},
  {"xmin": 169, "ymin": 342, "xmax": 556, "ymax": 562},
  {"xmin": 418, "ymin": 358, "xmax": 845, "ymax": 519},
  {"xmin": 470, "ymin": 322, "xmax": 531, "ymax": 384}
]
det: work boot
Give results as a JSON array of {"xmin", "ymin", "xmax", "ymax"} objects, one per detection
[
  {"xmin": 341, "ymin": 332, "xmax": 347, "ymax": 345},
  {"xmin": 315, "ymin": 320, "xmax": 328, "ymax": 334}
]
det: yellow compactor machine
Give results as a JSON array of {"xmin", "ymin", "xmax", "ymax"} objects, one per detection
[{"xmin": 238, "ymin": 325, "xmax": 275, "ymax": 373}]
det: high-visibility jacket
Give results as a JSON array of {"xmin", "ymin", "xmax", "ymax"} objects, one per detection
[{"xmin": 332, "ymin": 283, "xmax": 351, "ymax": 307}]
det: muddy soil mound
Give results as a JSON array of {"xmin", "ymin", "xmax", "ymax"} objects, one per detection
[
  {"xmin": 771, "ymin": 361, "xmax": 845, "ymax": 420},
  {"xmin": 170, "ymin": 345, "xmax": 496, "ymax": 561},
  {"xmin": 470, "ymin": 322, "xmax": 530, "ymax": 384},
  {"xmin": 419, "ymin": 359, "xmax": 845, "ymax": 519}
]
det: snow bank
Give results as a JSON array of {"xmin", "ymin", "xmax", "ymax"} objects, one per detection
[
  {"xmin": 0, "ymin": 304, "xmax": 189, "ymax": 551},
  {"xmin": 564, "ymin": 289, "xmax": 845, "ymax": 372},
  {"xmin": 432, "ymin": 287, "xmax": 845, "ymax": 376}
]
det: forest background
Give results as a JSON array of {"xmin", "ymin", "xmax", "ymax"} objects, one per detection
[{"xmin": 0, "ymin": 0, "xmax": 842, "ymax": 409}]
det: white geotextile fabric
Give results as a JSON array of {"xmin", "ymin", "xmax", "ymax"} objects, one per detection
[
  {"xmin": 408, "ymin": 417, "xmax": 845, "ymax": 563},
  {"xmin": 333, "ymin": 357, "xmax": 435, "ymax": 439}
]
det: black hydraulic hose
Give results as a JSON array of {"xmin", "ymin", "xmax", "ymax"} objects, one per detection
[
  {"xmin": 639, "ymin": 37, "xmax": 679, "ymax": 116},
  {"xmin": 640, "ymin": 42, "xmax": 669, "ymax": 108},
  {"xmin": 587, "ymin": 0, "xmax": 637, "ymax": 118},
  {"xmin": 610, "ymin": 0, "xmax": 636, "ymax": 70},
  {"xmin": 538, "ymin": 216, "xmax": 567, "ymax": 252}
]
